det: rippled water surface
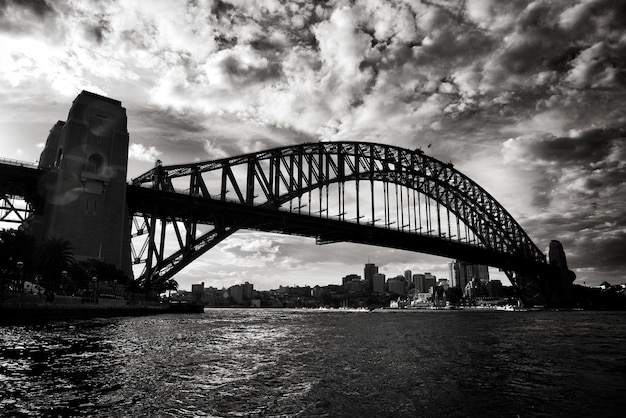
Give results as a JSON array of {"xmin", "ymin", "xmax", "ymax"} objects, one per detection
[{"xmin": 1, "ymin": 309, "xmax": 626, "ymax": 417}]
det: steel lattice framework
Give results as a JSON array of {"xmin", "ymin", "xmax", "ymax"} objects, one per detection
[
  {"xmin": 128, "ymin": 142, "xmax": 548, "ymax": 287},
  {"xmin": 0, "ymin": 159, "xmax": 41, "ymax": 225}
]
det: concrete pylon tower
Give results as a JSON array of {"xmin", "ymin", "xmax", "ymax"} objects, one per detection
[
  {"xmin": 548, "ymin": 240, "xmax": 574, "ymax": 306},
  {"xmin": 36, "ymin": 91, "xmax": 132, "ymax": 277}
]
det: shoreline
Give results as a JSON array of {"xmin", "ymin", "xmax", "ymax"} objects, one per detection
[{"xmin": 0, "ymin": 294, "xmax": 203, "ymax": 325}]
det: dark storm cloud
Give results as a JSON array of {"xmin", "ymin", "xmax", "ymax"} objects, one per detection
[
  {"xmin": 523, "ymin": 211, "xmax": 626, "ymax": 282},
  {"xmin": 0, "ymin": 0, "xmax": 54, "ymax": 19},
  {"xmin": 220, "ymin": 54, "xmax": 282, "ymax": 85},
  {"xmin": 0, "ymin": 0, "xmax": 55, "ymax": 34},
  {"xmin": 513, "ymin": 127, "xmax": 626, "ymax": 167},
  {"xmin": 504, "ymin": 126, "xmax": 626, "ymax": 211},
  {"xmin": 209, "ymin": 0, "xmax": 235, "ymax": 20},
  {"xmin": 504, "ymin": 125, "xmax": 626, "ymax": 281},
  {"xmin": 134, "ymin": 107, "xmax": 208, "ymax": 134},
  {"xmin": 87, "ymin": 19, "xmax": 111, "ymax": 45}
]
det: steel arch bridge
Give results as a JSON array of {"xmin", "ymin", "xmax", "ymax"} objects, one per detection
[{"xmin": 127, "ymin": 141, "xmax": 549, "ymax": 289}]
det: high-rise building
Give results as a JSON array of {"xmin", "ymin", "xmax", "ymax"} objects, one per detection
[
  {"xmin": 343, "ymin": 274, "xmax": 361, "ymax": 288},
  {"xmin": 413, "ymin": 274, "xmax": 425, "ymax": 292},
  {"xmin": 364, "ymin": 262, "xmax": 378, "ymax": 290},
  {"xmin": 387, "ymin": 277, "xmax": 406, "ymax": 296},
  {"xmin": 364, "ymin": 263, "xmax": 378, "ymax": 281},
  {"xmin": 451, "ymin": 260, "xmax": 490, "ymax": 289},
  {"xmin": 242, "ymin": 282, "xmax": 254, "ymax": 300},
  {"xmin": 486, "ymin": 280, "xmax": 503, "ymax": 298},
  {"xmin": 230, "ymin": 285, "xmax": 243, "ymax": 304},
  {"xmin": 424, "ymin": 273, "xmax": 437, "ymax": 293},
  {"xmin": 404, "ymin": 270, "xmax": 412, "ymax": 282},
  {"xmin": 448, "ymin": 262, "xmax": 456, "ymax": 287},
  {"xmin": 373, "ymin": 273, "xmax": 386, "ymax": 294}
]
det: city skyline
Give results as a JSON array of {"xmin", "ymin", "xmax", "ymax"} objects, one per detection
[{"xmin": 1, "ymin": 0, "xmax": 625, "ymax": 290}]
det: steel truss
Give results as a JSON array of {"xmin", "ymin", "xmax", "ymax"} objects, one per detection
[
  {"xmin": 0, "ymin": 160, "xmax": 41, "ymax": 225},
  {"xmin": 128, "ymin": 142, "xmax": 547, "ymax": 286}
]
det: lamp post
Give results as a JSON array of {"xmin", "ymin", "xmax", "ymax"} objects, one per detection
[
  {"xmin": 92, "ymin": 276, "xmax": 98, "ymax": 304},
  {"xmin": 16, "ymin": 261, "xmax": 24, "ymax": 293},
  {"xmin": 61, "ymin": 270, "xmax": 67, "ymax": 296}
]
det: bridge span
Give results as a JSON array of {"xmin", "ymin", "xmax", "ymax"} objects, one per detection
[{"xmin": 0, "ymin": 91, "xmax": 574, "ymax": 306}]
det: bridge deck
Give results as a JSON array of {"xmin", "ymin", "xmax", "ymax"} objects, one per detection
[
  {"xmin": 126, "ymin": 185, "xmax": 547, "ymax": 274},
  {"xmin": 0, "ymin": 161, "xmax": 43, "ymax": 198}
]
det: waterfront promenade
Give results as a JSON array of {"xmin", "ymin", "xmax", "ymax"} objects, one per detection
[{"xmin": 0, "ymin": 293, "xmax": 170, "ymax": 324}]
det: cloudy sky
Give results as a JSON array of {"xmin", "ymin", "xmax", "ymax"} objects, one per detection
[{"xmin": 1, "ymin": 0, "xmax": 624, "ymax": 290}]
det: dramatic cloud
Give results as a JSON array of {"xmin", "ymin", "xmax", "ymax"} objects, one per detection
[
  {"xmin": 1, "ymin": 0, "xmax": 625, "ymax": 288},
  {"xmin": 128, "ymin": 143, "xmax": 162, "ymax": 163},
  {"xmin": 502, "ymin": 126, "xmax": 626, "ymax": 281}
]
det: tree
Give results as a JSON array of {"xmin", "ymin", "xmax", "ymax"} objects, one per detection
[
  {"xmin": 163, "ymin": 279, "xmax": 179, "ymax": 297},
  {"xmin": 35, "ymin": 237, "xmax": 76, "ymax": 292},
  {"xmin": 0, "ymin": 229, "xmax": 35, "ymax": 277}
]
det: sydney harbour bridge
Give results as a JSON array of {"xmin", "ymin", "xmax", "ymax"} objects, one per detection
[{"xmin": 0, "ymin": 91, "xmax": 573, "ymax": 306}]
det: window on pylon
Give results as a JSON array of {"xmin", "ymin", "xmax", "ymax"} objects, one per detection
[{"xmin": 87, "ymin": 154, "xmax": 104, "ymax": 174}]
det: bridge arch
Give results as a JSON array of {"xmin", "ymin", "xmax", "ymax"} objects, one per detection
[{"xmin": 129, "ymin": 142, "xmax": 547, "ymax": 287}]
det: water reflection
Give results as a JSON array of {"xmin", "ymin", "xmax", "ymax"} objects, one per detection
[{"xmin": 1, "ymin": 310, "xmax": 626, "ymax": 417}]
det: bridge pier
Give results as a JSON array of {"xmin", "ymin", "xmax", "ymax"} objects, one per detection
[
  {"xmin": 545, "ymin": 240, "xmax": 575, "ymax": 307},
  {"xmin": 30, "ymin": 91, "xmax": 132, "ymax": 278}
]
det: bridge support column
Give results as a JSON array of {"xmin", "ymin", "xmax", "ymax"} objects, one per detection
[
  {"xmin": 33, "ymin": 91, "xmax": 132, "ymax": 278},
  {"xmin": 546, "ymin": 240, "xmax": 575, "ymax": 307}
]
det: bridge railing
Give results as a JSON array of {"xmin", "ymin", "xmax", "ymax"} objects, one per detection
[{"xmin": 0, "ymin": 157, "xmax": 38, "ymax": 169}]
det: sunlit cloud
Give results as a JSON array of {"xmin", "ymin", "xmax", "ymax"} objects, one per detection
[
  {"xmin": 1, "ymin": 0, "xmax": 625, "ymax": 287},
  {"xmin": 128, "ymin": 143, "xmax": 162, "ymax": 163}
]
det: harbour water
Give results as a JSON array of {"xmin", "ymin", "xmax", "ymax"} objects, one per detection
[{"xmin": 1, "ymin": 309, "xmax": 625, "ymax": 417}]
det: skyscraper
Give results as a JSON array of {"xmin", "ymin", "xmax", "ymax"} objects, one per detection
[
  {"xmin": 451, "ymin": 260, "xmax": 490, "ymax": 289},
  {"xmin": 364, "ymin": 262, "xmax": 378, "ymax": 290},
  {"xmin": 413, "ymin": 274, "xmax": 425, "ymax": 291},
  {"xmin": 424, "ymin": 273, "xmax": 437, "ymax": 293},
  {"xmin": 373, "ymin": 273, "xmax": 386, "ymax": 294}
]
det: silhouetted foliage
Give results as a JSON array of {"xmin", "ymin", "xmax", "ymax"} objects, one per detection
[
  {"xmin": 0, "ymin": 229, "xmax": 35, "ymax": 277},
  {"xmin": 63, "ymin": 259, "xmax": 131, "ymax": 294},
  {"xmin": 35, "ymin": 237, "xmax": 75, "ymax": 291},
  {"xmin": 162, "ymin": 279, "xmax": 179, "ymax": 297},
  {"xmin": 572, "ymin": 284, "xmax": 626, "ymax": 310}
]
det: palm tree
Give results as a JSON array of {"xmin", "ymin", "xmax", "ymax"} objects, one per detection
[
  {"xmin": 164, "ymin": 279, "xmax": 179, "ymax": 298},
  {"xmin": 35, "ymin": 237, "xmax": 76, "ymax": 292}
]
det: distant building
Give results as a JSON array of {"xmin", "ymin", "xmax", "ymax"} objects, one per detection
[
  {"xmin": 387, "ymin": 276, "xmax": 406, "ymax": 296},
  {"xmin": 343, "ymin": 274, "xmax": 361, "ymax": 288},
  {"xmin": 464, "ymin": 277, "xmax": 487, "ymax": 299},
  {"xmin": 191, "ymin": 282, "xmax": 205, "ymax": 304},
  {"xmin": 451, "ymin": 260, "xmax": 490, "ymax": 289},
  {"xmin": 242, "ymin": 282, "xmax": 254, "ymax": 300},
  {"xmin": 437, "ymin": 278, "xmax": 450, "ymax": 288},
  {"xmin": 230, "ymin": 285, "xmax": 243, "ymax": 304},
  {"xmin": 486, "ymin": 280, "xmax": 504, "ymax": 298},
  {"xmin": 448, "ymin": 262, "xmax": 456, "ymax": 287},
  {"xmin": 424, "ymin": 273, "xmax": 437, "ymax": 293},
  {"xmin": 347, "ymin": 278, "xmax": 362, "ymax": 292},
  {"xmin": 413, "ymin": 274, "xmax": 425, "ymax": 292},
  {"xmin": 311, "ymin": 285, "xmax": 329, "ymax": 298},
  {"xmin": 373, "ymin": 273, "xmax": 386, "ymax": 294},
  {"xmin": 364, "ymin": 263, "xmax": 378, "ymax": 289},
  {"xmin": 404, "ymin": 270, "xmax": 412, "ymax": 282}
]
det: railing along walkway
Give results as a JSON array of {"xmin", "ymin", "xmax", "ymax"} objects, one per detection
[{"xmin": 0, "ymin": 157, "xmax": 38, "ymax": 169}]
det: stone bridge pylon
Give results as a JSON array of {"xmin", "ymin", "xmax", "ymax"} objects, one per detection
[{"xmin": 30, "ymin": 91, "xmax": 132, "ymax": 278}]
